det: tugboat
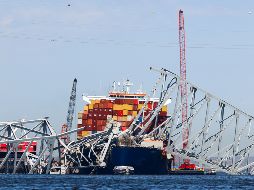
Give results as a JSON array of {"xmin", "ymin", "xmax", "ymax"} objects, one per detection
[{"xmin": 169, "ymin": 159, "xmax": 206, "ymax": 175}]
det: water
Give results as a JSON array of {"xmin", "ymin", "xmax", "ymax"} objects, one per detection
[{"xmin": 0, "ymin": 175, "xmax": 253, "ymax": 189}]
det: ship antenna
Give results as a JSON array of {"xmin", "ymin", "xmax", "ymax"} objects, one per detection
[
  {"xmin": 123, "ymin": 79, "xmax": 133, "ymax": 94},
  {"xmin": 137, "ymin": 83, "xmax": 143, "ymax": 94},
  {"xmin": 117, "ymin": 81, "xmax": 121, "ymax": 92},
  {"xmin": 112, "ymin": 81, "xmax": 116, "ymax": 92}
]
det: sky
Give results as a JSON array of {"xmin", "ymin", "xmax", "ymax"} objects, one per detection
[{"xmin": 0, "ymin": 0, "xmax": 254, "ymax": 133}]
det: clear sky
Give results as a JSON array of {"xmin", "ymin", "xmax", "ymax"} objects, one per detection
[{"xmin": 0, "ymin": 1, "xmax": 253, "ymax": 133}]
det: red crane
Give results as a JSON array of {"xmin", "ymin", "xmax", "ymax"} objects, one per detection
[
  {"xmin": 178, "ymin": 10, "xmax": 197, "ymax": 170},
  {"xmin": 179, "ymin": 9, "xmax": 188, "ymax": 150}
]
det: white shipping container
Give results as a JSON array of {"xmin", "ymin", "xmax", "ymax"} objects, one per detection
[
  {"xmin": 78, "ymin": 112, "xmax": 83, "ymax": 119},
  {"xmin": 78, "ymin": 119, "xmax": 82, "ymax": 124}
]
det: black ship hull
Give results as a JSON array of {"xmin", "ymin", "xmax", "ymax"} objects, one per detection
[{"xmin": 69, "ymin": 146, "xmax": 170, "ymax": 175}]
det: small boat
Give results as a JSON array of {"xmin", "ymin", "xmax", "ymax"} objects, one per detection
[{"xmin": 113, "ymin": 166, "xmax": 134, "ymax": 175}]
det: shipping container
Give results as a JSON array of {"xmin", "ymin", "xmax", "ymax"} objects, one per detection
[{"xmin": 77, "ymin": 83, "xmax": 168, "ymax": 138}]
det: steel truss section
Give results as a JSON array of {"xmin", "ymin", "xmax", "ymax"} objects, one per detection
[
  {"xmin": 62, "ymin": 122, "xmax": 120, "ymax": 174},
  {"xmin": 148, "ymin": 67, "xmax": 254, "ymax": 175},
  {"xmin": 0, "ymin": 118, "xmax": 81, "ymax": 174}
]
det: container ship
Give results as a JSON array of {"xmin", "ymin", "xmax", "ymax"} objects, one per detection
[{"xmin": 74, "ymin": 80, "xmax": 171, "ymax": 175}]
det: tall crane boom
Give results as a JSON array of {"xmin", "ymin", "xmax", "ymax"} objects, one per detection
[
  {"xmin": 179, "ymin": 10, "xmax": 188, "ymax": 150},
  {"xmin": 61, "ymin": 78, "xmax": 77, "ymax": 145},
  {"xmin": 66, "ymin": 78, "xmax": 77, "ymax": 132}
]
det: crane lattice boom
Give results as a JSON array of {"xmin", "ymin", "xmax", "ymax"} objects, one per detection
[
  {"xmin": 179, "ymin": 10, "xmax": 188, "ymax": 150},
  {"xmin": 61, "ymin": 78, "xmax": 77, "ymax": 145}
]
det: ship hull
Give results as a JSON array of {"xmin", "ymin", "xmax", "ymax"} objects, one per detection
[{"xmin": 70, "ymin": 146, "xmax": 170, "ymax": 175}]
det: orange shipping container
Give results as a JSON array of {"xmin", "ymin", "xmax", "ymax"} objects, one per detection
[
  {"xmin": 123, "ymin": 104, "xmax": 133, "ymax": 110},
  {"xmin": 84, "ymin": 106, "xmax": 89, "ymax": 111},
  {"xmin": 133, "ymin": 111, "xmax": 137, "ymax": 117},
  {"xmin": 138, "ymin": 104, "xmax": 144, "ymax": 110},
  {"xmin": 107, "ymin": 103, "xmax": 113, "ymax": 109},
  {"xmin": 88, "ymin": 104, "xmax": 94, "ymax": 109},
  {"xmin": 162, "ymin": 105, "xmax": 167, "ymax": 112},
  {"xmin": 113, "ymin": 104, "xmax": 123, "ymax": 110},
  {"xmin": 123, "ymin": 110, "xmax": 128, "ymax": 115},
  {"xmin": 82, "ymin": 131, "xmax": 91, "ymax": 137},
  {"xmin": 87, "ymin": 119, "xmax": 93, "ymax": 125}
]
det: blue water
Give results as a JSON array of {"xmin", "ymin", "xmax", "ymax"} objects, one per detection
[{"xmin": 0, "ymin": 175, "xmax": 253, "ymax": 189}]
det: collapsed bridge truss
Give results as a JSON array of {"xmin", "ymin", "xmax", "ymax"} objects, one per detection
[
  {"xmin": 147, "ymin": 67, "xmax": 254, "ymax": 175},
  {"xmin": 0, "ymin": 118, "xmax": 80, "ymax": 174}
]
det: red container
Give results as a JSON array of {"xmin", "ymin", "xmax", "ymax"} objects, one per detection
[
  {"xmin": 147, "ymin": 103, "xmax": 153, "ymax": 110},
  {"xmin": 160, "ymin": 111, "xmax": 167, "ymax": 116},
  {"xmin": 82, "ymin": 120, "xmax": 88, "ymax": 126},
  {"xmin": 107, "ymin": 103, "xmax": 113, "ymax": 109},
  {"xmin": 133, "ymin": 99, "xmax": 139, "ymax": 105},
  {"xmin": 97, "ymin": 125, "xmax": 105, "ymax": 131},
  {"xmin": 121, "ymin": 126, "xmax": 128, "ymax": 131},
  {"xmin": 91, "ymin": 125, "xmax": 97, "ymax": 131},
  {"xmin": 113, "ymin": 110, "xmax": 118, "ymax": 116},
  {"xmin": 133, "ymin": 105, "xmax": 138, "ymax": 111},
  {"xmin": 117, "ymin": 110, "xmax": 123, "ymax": 116},
  {"xmin": 100, "ymin": 99, "xmax": 106, "ymax": 103},
  {"xmin": 87, "ymin": 119, "xmax": 93, "ymax": 125},
  {"xmin": 97, "ymin": 120, "xmax": 106, "ymax": 126},
  {"xmin": 82, "ymin": 114, "xmax": 88, "ymax": 120},
  {"xmin": 94, "ymin": 104, "xmax": 99, "ymax": 108},
  {"xmin": 88, "ymin": 113, "xmax": 93, "ymax": 119}
]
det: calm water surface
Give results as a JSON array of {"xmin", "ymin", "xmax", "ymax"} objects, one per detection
[{"xmin": 0, "ymin": 174, "xmax": 253, "ymax": 189}]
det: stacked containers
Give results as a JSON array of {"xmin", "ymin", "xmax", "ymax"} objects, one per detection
[{"xmin": 77, "ymin": 98, "xmax": 168, "ymax": 139}]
